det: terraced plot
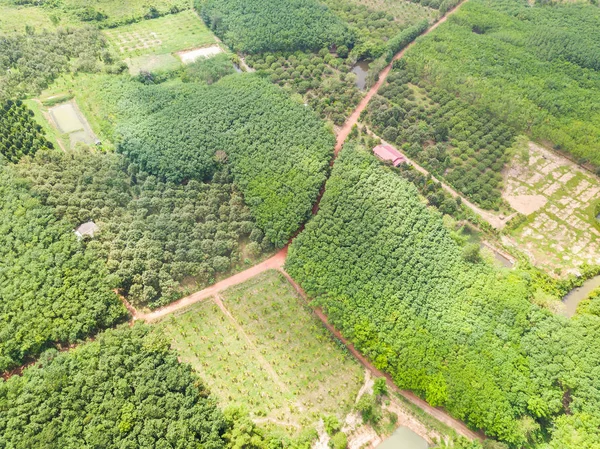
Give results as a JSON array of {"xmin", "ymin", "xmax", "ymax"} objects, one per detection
[
  {"xmin": 503, "ymin": 142, "xmax": 600, "ymax": 275},
  {"xmin": 159, "ymin": 270, "xmax": 364, "ymax": 434}
]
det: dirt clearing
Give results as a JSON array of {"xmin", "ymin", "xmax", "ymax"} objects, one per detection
[{"xmin": 177, "ymin": 45, "xmax": 223, "ymax": 64}]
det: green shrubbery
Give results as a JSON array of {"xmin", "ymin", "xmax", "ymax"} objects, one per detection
[
  {"xmin": 0, "ymin": 162, "xmax": 126, "ymax": 372},
  {"xmin": 197, "ymin": 0, "xmax": 354, "ymax": 53},
  {"xmin": 286, "ymin": 144, "xmax": 600, "ymax": 447}
]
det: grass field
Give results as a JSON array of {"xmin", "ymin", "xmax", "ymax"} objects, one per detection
[
  {"xmin": 158, "ymin": 270, "xmax": 364, "ymax": 434},
  {"xmin": 62, "ymin": 0, "xmax": 190, "ymax": 25},
  {"xmin": 104, "ymin": 10, "xmax": 216, "ymax": 59}
]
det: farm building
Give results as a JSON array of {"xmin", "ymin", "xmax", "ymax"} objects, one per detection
[
  {"xmin": 376, "ymin": 427, "xmax": 428, "ymax": 449},
  {"xmin": 373, "ymin": 144, "xmax": 407, "ymax": 167},
  {"xmin": 74, "ymin": 221, "xmax": 100, "ymax": 239}
]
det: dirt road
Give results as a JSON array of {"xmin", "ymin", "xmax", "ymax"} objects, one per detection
[
  {"xmin": 136, "ymin": 248, "xmax": 287, "ymax": 322},
  {"xmin": 335, "ymin": 0, "xmax": 468, "ymax": 153}
]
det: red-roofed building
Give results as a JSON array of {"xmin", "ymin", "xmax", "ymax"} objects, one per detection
[{"xmin": 373, "ymin": 144, "xmax": 408, "ymax": 167}]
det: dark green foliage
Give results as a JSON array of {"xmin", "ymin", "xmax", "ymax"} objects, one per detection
[
  {"xmin": 0, "ymin": 162, "xmax": 126, "ymax": 373},
  {"xmin": 402, "ymin": 0, "xmax": 600, "ymax": 166},
  {"xmin": 245, "ymin": 50, "xmax": 363, "ymax": 125},
  {"xmin": 182, "ymin": 53, "xmax": 236, "ymax": 84},
  {"xmin": 0, "ymin": 100, "xmax": 52, "ymax": 162},
  {"xmin": 0, "ymin": 324, "xmax": 229, "ymax": 449},
  {"xmin": 365, "ymin": 68, "xmax": 516, "ymax": 209},
  {"xmin": 18, "ymin": 150, "xmax": 266, "ymax": 309},
  {"xmin": 116, "ymin": 75, "xmax": 334, "ymax": 246},
  {"xmin": 384, "ymin": 20, "xmax": 429, "ymax": 62},
  {"xmin": 197, "ymin": 0, "xmax": 354, "ymax": 53},
  {"xmin": 0, "ymin": 27, "xmax": 118, "ymax": 99}
]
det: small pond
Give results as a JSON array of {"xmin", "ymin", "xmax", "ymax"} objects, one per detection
[
  {"xmin": 480, "ymin": 243, "xmax": 514, "ymax": 268},
  {"xmin": 562, "ymin": 275, "xmax": 600, "ymax": 318},
  {"xmin": 233, "ymin": 63, "xmax": 243, "ymax": 73},
  {"xmin": 351, "ymin": 61, "xmax": 371, "ymax": 91}
]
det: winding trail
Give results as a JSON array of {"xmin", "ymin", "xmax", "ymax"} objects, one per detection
[{"xmin": 126, "ymin": 0, "xmax": 480, "ymax": 441}]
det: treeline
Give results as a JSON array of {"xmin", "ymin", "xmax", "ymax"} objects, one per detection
[
  {"xmin": 0, "ymin": 161, "xmax": 126, "ymax": 373},
  {"xmin": 0, "ymin": 325, "xmax": 229, "ymax": 448},
  {"xmin": 401, "ymin": 0, "xmax": 600, "ymax": 167},
  {"xmin": 0, "ymin": 26, "xmax": 123, "ymax": 100},
  {"xmin": 365, "ymin": 65, "xmax": 516, "ymax": 209},
  {"xmin": 197, "ymin": 0, "xmax": 354, "ymax": 53},
  {"xmin": 0, "ymin": 100, "xmax": 52, "ymax": 162},
  {"xmin": 410, "ymin": 0, "xmax": 462, "ymax": 13},
  {"xmin": 286, "ymin": 145, "xmax": 600, "ymax": 447},
  {"xmin": 115, "ymin": 75, "xmax": 334, "ymax": 246},
  {"xmin": 18, "ymin": 150, "xmax": 268, "ymax": 309}
]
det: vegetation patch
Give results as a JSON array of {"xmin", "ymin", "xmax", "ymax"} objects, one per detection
[
  {"xmin": 0, "ymin": 325, "xmax": 229, "ymax": 448},
  {"xmin": 197, "ymin": 0, "xmax": 354, "ymax": 53},
  {"xmin": 401, "ymin": 0, "xmax": 600, "ymax": 167},
  {"xmin": 159, "ymin": 270, "xmax": 364, "ymax": 433},
  {"xmin": 0, "ymin": 162, "xmax": 126, "ymax": 373},
  {"xmin": 286, "ymin": 143, "xmax": 600, "ymax": 447},
  {"xmin": 0, "ymin": 100, "xmax": 52, "ymax": 163}
]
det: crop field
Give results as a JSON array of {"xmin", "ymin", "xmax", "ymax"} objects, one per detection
[
  {"xmin": 503, "ymin": 142, "xmax": 600, "ymax": 276},
  {"xmin": 159, "ymin": 270, "xmax": 364, "ymax": 433},
  {"xmin": 104, "ymin": 11, "xmax": 216, "ymax": 59}
]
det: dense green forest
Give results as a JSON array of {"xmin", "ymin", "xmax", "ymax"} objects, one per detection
[
  {"xmin": 245, "ymin": 49, "xmax": 363, "ymax": 125},
  {"xmin": 364, "ymin": 65, "xmax": 516, "ymax": 209},
  {"xmin": 0, "ymin": 162, "xmax": 126, "ymax": 373},
  {"xmin": 0, "ymin": 100, "xmax": 52, "ymax": 162},
  {"xmin": 401, "ymin": 0, "xmax": 600, "ymax": 166},
  {"xmin": 17, "ymin": 150, "xmax": 268, "ymax": 309},
  {"xmin": 0, "ymin": 27, "xmax": 122, "ymax": 99},
  {"xmin": 114, "ymin": 75, "xmax": 334, "ymax": 246},
  {"xmin": 197, "ymin": 0, "xmax": 354, "ymax": 53},
  {"xmin": 0, "ymin": 325, "xmax": 229, "ymax": 448},
  {"xmin": 285, "ymin": 145, "xmax": 600, "ymax": 448}
]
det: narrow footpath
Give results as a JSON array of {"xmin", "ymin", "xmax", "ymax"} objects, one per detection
[{"xmin": 125, "ymin": 0, "xmax": 481, "ymax": 441}]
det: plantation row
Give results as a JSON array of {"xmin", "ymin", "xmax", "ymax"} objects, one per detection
[
  {"xmin": 401, "ymin": 0, "xmax": 600, "ymax": 167},
  {"xmin": 286, "ymin": 145, "xmax": 600, "ymax": 448},
  {"xmin": 0, "ymin": 100, "xmax": 53, "ymax": 162},
  {"xmin": 364, "ymin": 65, "xmax": 516, "ymax": 210}
]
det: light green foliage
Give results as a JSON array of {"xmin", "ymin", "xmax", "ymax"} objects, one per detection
[
  {"xmin": 323, "ymin": 415, "xmax": 341, "ymax": 435},
  {"xmin": 17, "ymin": 150, "xmax": 265, "ymax": 309},
  {"xmin": 329, "ymin": 431, "xmax": 347, "ymax": 449},
  {"xmin": 373, "ymin": 377, "xmax": 388, "ymax": 397},
  {"xmin": 355, "ymin": 393, "xmax": 381, "ymax": 425},
  {"xmin": 159, "ymin": 270, "xmax": 363, "ymax": 434},
  {"xmin": 0, "ymin": 162, "xmax": 126, "ymax": 373},
  {"xmin": 402, "ymin": 0, "xmax": 600, "ymax": 166},
  {"xmin": 114, "ymin": 75, "xmax": 334, "ymax": 246},
  {"xmin": 182, "ymin": 53, "xmax": 236, "ymax": 84},
  {"xmin": 0, "ymin": 325, "xmax": 229, "ymax": 449},
  {"xmin": 245, "ymin": 50, "xmax": 363, "ymax": 125},
  {"xmin": 0, "ymin": 100, "xmax": 52, "ymax": 162},
  {"xmin": 103, "ymin": 10, "xmax": 216, "ymax": 59},
  {"xmin": 197, "ymin": 0, "xmax": 354, "ymax": 53}
]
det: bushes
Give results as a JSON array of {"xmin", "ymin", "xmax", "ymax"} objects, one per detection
[
  {"xmin": 18, "ymin": 150, "xmax": 267, "ymax": 309},
  {"xmin": 0, "ymin": 100, "xmax": 52, "ymax": 162},
  {"xmin": 182, "ymin": 53, "xmax": 237, "ymax": 84},
  {"xmin": 0, "ymin": 324, "xmax": 229, "ymax": 449},
  {"xmin": 197, "ymin": 0, "xmax": 354, "ymax": 53},
  {"xmin": 0, "ymin": 162, "xmax": 126, "ymax": 373},
  {"xmin": 115, "ymin": 75, "xmax": 334, "ymax": 246}
]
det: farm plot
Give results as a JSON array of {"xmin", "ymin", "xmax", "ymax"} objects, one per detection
[
  {"xmin": 503, "ymin": 142, "xmax": 600, "ymax": 275},
  {"xmin": 48, "ymin": 101, "xmax": 97, "ymax": 147},
  {"xmin": 104, "ymin": 10, "xmax": 216, "ymax": 59},
  {"xmin": 159, "ymin": 270, "xmax": 364, "ymax": 434}
]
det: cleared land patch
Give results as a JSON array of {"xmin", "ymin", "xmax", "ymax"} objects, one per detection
[
  {"xmin": 503, "ymin": 142, "xmax": 600, "ymax": 275},
  {"xmin": 103, "ymin": 10, "xmax": 215, "ymax": 58},
  {"xmin": 177, "ymin": 45, "xmax": 223, "ymax": 64},
  {"xmin": 159, "ymin": 270, "xmax": 364, "ymax": 433}
]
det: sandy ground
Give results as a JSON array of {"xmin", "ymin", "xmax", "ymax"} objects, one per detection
[{"xmin": 177, "ymin": 45, "xmax": 223, "ymax": 64}]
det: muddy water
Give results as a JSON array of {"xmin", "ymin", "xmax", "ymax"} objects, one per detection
[
  {"xmin": 233, "ymin": 63, "xmax": 242, "ymax": 73},
  {"xmin": 351, "ymin": 61, "xmax": 371, "ymax": 90},
  {"xmin": 480, "ymin": 244, "xmax": 513, "ymax": 268},
  {"xmin": 562, "ymin": 275, "xmax": 600, "ymax": 317}
]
